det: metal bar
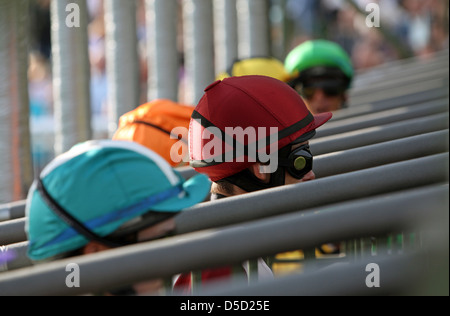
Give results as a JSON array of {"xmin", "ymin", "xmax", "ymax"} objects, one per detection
[
  {"xmin": 1, "ymin": 242, "xmax": 32, "ymax": 272},
  {"xmin": 174, "ymin": 153, "xmax": 448, "ymax": 234},
  {"xmin": 316, "ymin": 99, "xmax": 448, "ymax": 138},
  {"xmin": 314, "ymin": 130, "xmax": 449, "ymax": 178},
  {"xmin": 0, "ymin": 0, "xmax": 33, "ymax": 204},
  {"xmin": 311, "ymin": 113, "xmax": 449, "ymax": 155},
  {"xmin": 182, "ymin": 0, "xmax": 215, "ymax": 104},
  {"xmin": 349, "ymin": 78, "xmax": 447, "ymax": 107},
  {"xmin": 344, "ymin": 240, "xmax": 355, "ymax": 261},
  {"xmin": 2, "ymin": 114, "xmax": 447, "ymax": 222},
  {"xmin": 236, "ymin": 0, "xmax": 270, "ymax": 59},
  {"xmin": 146, "ymin": 0, "xmax": 179, "ymax": 101},
  {"xmin": 246, "ymin": 259, "xmax": 258, "ymax": 283},
  {"xmin": 352, "ymin": 51, "xmax": 449, "ymax": 88},
  {"xmin": 213, "ymin": 0, "xmax": 238, "ymax": 77},
  {"xmin": 301, "ymin": 248, "xmax": 317, "ymax": 272},
  {"xmin": 0, "ymin": 184, "xmax": 446, "ymax": 295},
  {"xmin": 0, "ymin": 219, "xmax": 27, "ymax": 246},
  {"xmin": 2, "ymin": 152, "xmax": 448, "ymax": 246},
  {"xmin": 0, "ymin": 200, "xmax": 26, "ymax": 222},
  {"xmin": 190, "ymin": 271, "xmax": 202, "ymax": 295},
  {"xmin": 199, "ymin": 252, "xmax": 431, "ymax": 296},
  {"xmin": 351, "ymin": 68, "xmax": 449, "ymax": 99},
  {"xmin": 51, "ymin": 0, "xmax": 91, "ymax": 155},
  {"xmin": 1, "ymin": 116, "xmax": 447, "ymax": 223},
  {"xmin": 351, "ymin": 57, "xmax": 448, "ymax": 91},
  {"xmin": 104, "ymin": 0, "xmax": 139, "ymax": 136},
  {"xmin": 333, "ymin": 88, "xmax": 448, "ymax": 121}
]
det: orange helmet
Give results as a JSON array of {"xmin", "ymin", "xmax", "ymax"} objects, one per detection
[{"xmin": 113, "ymin": 99, "xmax": 194, "ymax": 167}]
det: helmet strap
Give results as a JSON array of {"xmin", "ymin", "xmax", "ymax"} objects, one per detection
[
  {"xmin": 224, "ymin": 167, "xmax": 286, "ymax": 193},
  {"xmin": 222, "ymin": 145, "xmax": 292, "ymax": 193}
]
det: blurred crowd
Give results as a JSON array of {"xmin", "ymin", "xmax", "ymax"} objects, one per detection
[
  {"xmin": 285, "ymin": 0, "xmax": 449, "ymax": 70},
  {"xmin": 28, "ymin": 0, "xmax": 448, "ymax": 118},
  {"xmin": 28, "ymin": 0, "xmax": 149, "ymax": 119},
  {"xmin": 26, "ymin": 0, "xmax": 448, "ymax": 172}
]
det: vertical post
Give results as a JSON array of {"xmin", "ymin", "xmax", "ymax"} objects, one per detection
[
  {"xmin": 0, "ymin": 0, "xmax": 33, "ymax": 203},
  {"xmin": 236, "ymin": 0, "xmax": 270, "ymax": 59},
  {"xmin": 269, "ymin": 0, "xmax": 288, "ymax": 60},
  {"xmin": 146, "ymin": 0, "xmax": 180, "ymax": 102},
  {"xmin": 213, "ymin": 0, "xmax": 238, "ymax": 76},
  {"xmin": 247, "ymin": 259, "xmax": 259, "ymax": 284},
  {"xmin": 302, "ymin": 248, "xmax": 317, "ymax": 271},
  {"xmin": 104, "ymin": 0, "xmax": 140, "ymax": 137},
  {"xmin": 190, "ymin": 271, "xmax": 202, "ymax": 295},
  {"xmin": 51, "ymin": 0, "xmax": 92, "ymax": 156},
  {"xmin": 182, "ymin": 0, "xmax": 215, "ymax": 105}
]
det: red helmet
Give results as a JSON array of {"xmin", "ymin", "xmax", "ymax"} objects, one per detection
[{"xmin": 189, "ymin": 75, "xmax": 332, "ymax": 182}]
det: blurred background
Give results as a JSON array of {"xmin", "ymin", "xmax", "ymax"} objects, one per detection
[{"xmin": 0, "ymin": 0, "xmax": 448, "ymax": 204}]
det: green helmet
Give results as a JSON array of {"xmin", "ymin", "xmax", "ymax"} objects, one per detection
[{"xmin": 285, "ymin": 40, "xmax": 354, "ymax": 87}]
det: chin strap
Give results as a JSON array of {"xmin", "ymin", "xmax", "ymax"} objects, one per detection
[
  {"xmin": 222, "ymin": 146, "xmax": 292, "ymax": 193},
  {"xmin": 224, "ymin": 167, "xmax": 286, "ymax": 193}
]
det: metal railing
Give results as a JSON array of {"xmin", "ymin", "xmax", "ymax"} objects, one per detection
[
  {"xmin": 1, "ymin": 149, "xmax": 447, "ymax": 247},
  {"xmin": 0, "ymin": 1, "xmax": 448, "ymax": 296},
  {"xmin": 0, "ymin": 184, "xmax": 447, "ymax": 295}
]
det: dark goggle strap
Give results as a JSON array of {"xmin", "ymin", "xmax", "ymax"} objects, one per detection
[
  {"xmin": 132, "ymin": 120, "xmax": 188, "ymax": 144},
  {"xmin": 36, "ymin": 179, "xmax": 124, "ymax": 249}
]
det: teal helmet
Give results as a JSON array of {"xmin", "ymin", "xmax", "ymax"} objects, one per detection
[{"xmin": 285, "ymin": 40, "xmax": 354, "ymax": 89}]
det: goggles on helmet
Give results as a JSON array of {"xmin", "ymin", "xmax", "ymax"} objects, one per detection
[
  {"xmin": 300, "ymin": 83, "xmax": 346, "ymax": 99},
  {"xmin": 290, "ymin": 77, "xmax": 347, "ymax": 99},
  {"xmin": 277, "ymin": 144, "xmax": 313, "ymax": 179}
]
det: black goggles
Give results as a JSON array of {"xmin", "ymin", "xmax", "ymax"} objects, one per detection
[
  {"xmin": 301, "ymin": 85, "xmax": 345, "ymax": 99},
  {"xmin": 289, "ymin": 78, "xmax": 347, "ymax": 100},
  {"xmin": 277, "ymin": 144, "xmax": 313, "ymax": 179}
]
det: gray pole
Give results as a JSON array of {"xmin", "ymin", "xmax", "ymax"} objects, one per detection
[
  {"xmin": 351, "ymin": 67, "xmax": 449, "ymax": 99},
  {"xmin": 213, "ymin": 0, "xmax": 238, "ymax": 76},
  {"xmin": 316, "ymin": 99, "xmax": 448, "ymax": 138},
  {"xmin": 0, "ymin": 184, "xmax": 446, "ymax": 295},
  {"xmin": 0, "ymin": 217, "xmax": 27, "ymax": 248},
  {"xmin": 0, "ymin": 0, "xmax": 33, "ymax": 204},
  {"xmin": 0, "ymin": 241, "xmax": 32, "ymax": 272},
  {"xmin": 104, "ymin": 0, "xmax": 140, "ymax": 136},
  {"xmin": 352, "ymin": 52, "xmax": 448, "ymax": 90},
  {"xmin": 200, "ymin": 252, "xmax": 429, "ymax": 296},
  {"xmin": 349, "ymin": 77, "xmax": 446, "ymax": 107},
  {"xmin": 182, "ymin": 0, "xmax": 215, "ymax": 105},
  {"xmin": 314, "ymin": 130, "xmax": 449, "ymax": 178},
  {"xmin": 51, "ymin": 0, "xmax": 92, "ymax": 155},
  {"xmin": 2, "ymin": 111, "xmax": 447, "ymax": 223},
  {"xmin": 236, "ymin": 0, "xmax": 270, "ymax": 58},
  {"xmin": 310, "ymin": 113, "xmax": 449, "ymax": 155},
  {"xmin": 146, "ymin": 0, "xmax": 179, "ymax": 101},
  {"xmin": 2, "ymin": 153, "xmax": 448, "ymax": 268},
  {"xmin": 333, "ymin": 88, "xmax": 448, "ymax": 121},
  {"xmin": 1, "ymin": 145, "xmax": 448, "ymax": 246},
  {"xmin": 174, "ymin": 153, "xmax": 448, "ymax": 234},
  {"xmin": 0, "ymin": 200, "xmax": 28, "ymax": 222}
]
